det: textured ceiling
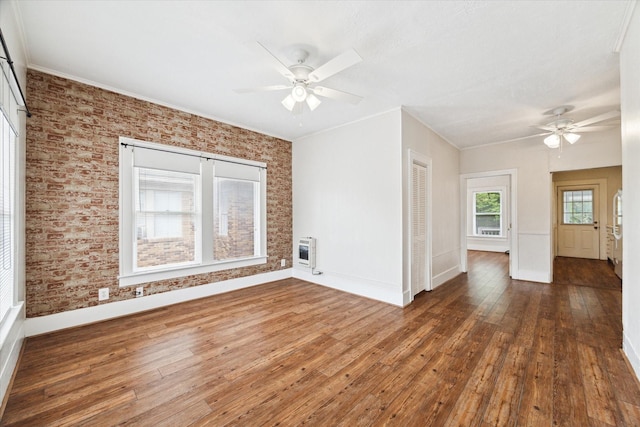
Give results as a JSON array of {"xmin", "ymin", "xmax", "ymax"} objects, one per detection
[{"xmin": 14, "ymin": 0, "xmax": 633, "ymax": 148}]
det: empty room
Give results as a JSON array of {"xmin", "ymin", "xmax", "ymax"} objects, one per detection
[{"xmin": 1, "ymin": 1, "xmax": 640, "ymax": 425}]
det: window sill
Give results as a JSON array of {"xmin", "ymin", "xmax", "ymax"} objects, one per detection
[
  {"xmin": 468, "ymin": 235, "xmax": 507, "ymax": 240},
  {"xmin": 119, "ymin": 256, "xmax": 268, "ymax": 287}
]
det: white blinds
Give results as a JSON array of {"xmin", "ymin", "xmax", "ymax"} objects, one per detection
[
  {"xmin": 133, "ymin": 146, "xmax": 201, "ymax": 175},
  {"xmin": 214, "ymin": 160, "xmax": 261, "ymax": 182},
  {"xmin": 0, "ymin": 62, "xmax": 18, "ymax": 325}
]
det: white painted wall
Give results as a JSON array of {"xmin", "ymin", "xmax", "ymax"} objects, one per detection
[
  {"xmin": 549, "ymin": 127, "xmax": 621, "ymax": 173},
  {"xmin": 460, "ymin": 125, "xmax": 621, "ymax": 283},
  {"xmin": 620, "ymin": 2, "xmax": 640, "ymax": 381},
  {"xmin": 466, "ymin": 175, "xmax": 510, "ymax": 253},
  {"xmin": 401, "ymin": 110, "xmax": 460, "ymax": 302},
  {"xmin": 0, "ymin": 0, "xmax": 27, "ymax": 406},
  {"xmin": 292, "ymin": 109, "xmax": 405, "ymax": 305}
]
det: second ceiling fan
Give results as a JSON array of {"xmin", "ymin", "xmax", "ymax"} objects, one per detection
[{"xmin": 235, "ymin": 43, "xmax": 363, "ymax": 115}]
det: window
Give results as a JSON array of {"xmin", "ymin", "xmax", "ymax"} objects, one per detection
[
  {"xmin": 1, "ymin": 66, "xmax": 19, "ymax": 327},
  {"xmin": 119, "ymin": 138, "xmax": 267, "ymax": 286},
  {"xmin": 0, "ymin": 98, "xmax": 16, "ymax": 324},
  {"xmin": 1, "ymin": 113, "xmax": 16, "ymax": 325},
  {"xmin": 562, "ymin": 190, "xmax": 593, "ymax": 225},
  {"xmin": 473, "ymin": 191, "xmax": 502, "ymax": 237},
  {"xmin": 135, "ymin": 168, "xmax": 198, "ymax": 270}
]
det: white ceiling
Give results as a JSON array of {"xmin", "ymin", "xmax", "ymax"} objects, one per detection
[{"xmin": 14, "ymin": 0, "xmax": 633, "ymax": 148}]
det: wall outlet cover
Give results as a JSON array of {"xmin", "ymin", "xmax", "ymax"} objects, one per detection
[
  {"xmin": 281, "ymin": 259, "xmax": 286, "ymax": 267},
  {"xmin": 98, "ymin": 288, "xmax": 109, "ymax": 301}
]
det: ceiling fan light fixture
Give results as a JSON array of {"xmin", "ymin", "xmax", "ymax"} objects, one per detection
[
  {"xmin": 291, "ymin": 84, "xmax": 307, "ymax": 102},
  {"xmin": 281, "ymin": 94, "xmax": 296, "ymax": 111},
  {"xmin": 564, "ymin": 132, "xmax": 581, "ymax": 144},
  {"xmin": 306, "ymin": 93, "xmax": 321, "ymax": 111},
  {"xmin": 544, "ymin": 133, "xmax": 560, "ymax": 148}
]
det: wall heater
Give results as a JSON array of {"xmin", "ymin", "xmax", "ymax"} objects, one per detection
[{"xmin": 298, "ymin": 237, "xmax": 316, "ymax": 269}]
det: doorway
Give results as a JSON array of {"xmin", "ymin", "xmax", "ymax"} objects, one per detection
[
  {"xmin": 556, "ymin": 184, "xmax": 600, "ymax": 259},
  {"xmin": 460, "ymin": 169, "xmax": 518, "ymax": 279},
  {"xmin": 552, "ymin": 173, "xmax": 611, "ymax": 261}
]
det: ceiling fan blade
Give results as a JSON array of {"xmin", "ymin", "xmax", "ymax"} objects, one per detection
[
  {"xmin": 234, "ymin": 84, "xmax": 290, "ymax": 94},
  {"xmin": 571, "ymin": 125, "xmax": 617, "ymax": 133},
  {"xmin": 531, "ymin": 125, "xmax": 557, "ymax": 132},
  {"xmin": 308, "ymin": 49, "xmax": 362, "ymax": 82},
  {"xmin": 256, "ymin": 42, "xmax": 295, "ymax": 80},
  {"xmin": 311, "ymin": 86, "xmax": 363, "ymax": 105},
  {"xmin": 572, "ymin": 110, "xmax": 620, "ymax": 128}
]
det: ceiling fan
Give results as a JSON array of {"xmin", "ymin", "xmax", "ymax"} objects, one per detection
[
  {"xmin": 235, "ymin": 43, "xmax": 363, "ymax": 115},
  {"xmin": 533, "ymin": 105, "xmax": 620, "ymax": 148}
]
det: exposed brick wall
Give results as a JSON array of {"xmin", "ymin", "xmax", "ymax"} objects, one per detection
[{"xmin": 25, "ymin": 70, "xmax": 292, "ymax": 317}]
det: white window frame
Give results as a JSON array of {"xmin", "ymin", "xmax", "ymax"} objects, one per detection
[
  {"xmin": 119, "ymin": 137, "xmax": 267, "ymax": 287},
  {"xmin": 472, "ymin": 189, "xmax": 504, "ymax": 238},
  {"xmin": 0, "ymin": 61, "xmax": 20, "ymax": 330}
]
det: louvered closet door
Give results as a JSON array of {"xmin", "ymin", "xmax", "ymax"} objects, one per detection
[{"xmin": 411, "ymin": 162, "xmax": 427, "ymax": 296}]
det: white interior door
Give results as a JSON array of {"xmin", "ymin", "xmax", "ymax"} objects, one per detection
[
  {"xmin": 411, "ymin": 162, "xmax": 427, "ymax": 296},
  {"xmin": 557, "ymin": 185, "xmax": 600, "ymax": 259}
]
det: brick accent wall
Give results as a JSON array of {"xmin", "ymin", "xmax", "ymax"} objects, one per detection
[{"xmin": 25, "ymin": 70, "xmax": 292, "ymax": 317}]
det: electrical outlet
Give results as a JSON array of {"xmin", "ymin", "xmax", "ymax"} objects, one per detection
[
  {"xmin": 135, "ymin": 287, "xmax": 143, "ymax": 298},
  {"xmin": 281, "ymin": 259, "xmax": 286, "ymax": 267},
  {"xmin": 98, "ymin": 288, "xmax": 109, "ymax": 301}
]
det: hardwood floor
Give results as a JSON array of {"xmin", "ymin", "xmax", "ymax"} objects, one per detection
[
  {"xmin": 553, "ymin": 256, "xmax": 622, "ymax": 290},
  {"xmin": 3, "ymin": 251, "xmax": 640, "ymax": 426}
]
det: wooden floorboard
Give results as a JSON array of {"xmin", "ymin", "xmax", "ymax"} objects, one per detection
[{"xmin": 2, "ymin": 251, "xmax": 640, "ymax": 426}]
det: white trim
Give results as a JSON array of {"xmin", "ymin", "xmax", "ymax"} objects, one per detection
[
  {"xmin": 119, "ymin": 256, "xmax": 268, "ymax": 287},
  {"xmin": 614, "ymin": 1, "xmax": 638, "ymax": 53},
  {"xmin": 432, "ymin": 265, "xmax": 461, "ymax": 289},
  {"xmin": 0, "ymin": 302, "xmax": 24, "ymax": 405},
  {"xmin": 293, "ymin": 269, "xmax": 403, "ymax": 307},
  {"xmin": 623, "ymin": 332, "xmax": 640, "ymax": 381},
  {"xmin": 25, "ymin": 269, "xmax": 291, "ymax": 337}
]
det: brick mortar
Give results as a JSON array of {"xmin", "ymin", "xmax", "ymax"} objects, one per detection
[{"xmin": 25, "ymin": 70, "xmax": 292, "ymax": 318}]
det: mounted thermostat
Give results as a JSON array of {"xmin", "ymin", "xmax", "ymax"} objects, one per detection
[{"xmin": 298, "ymin": 237, "xmax": 316, "ymax": 269}]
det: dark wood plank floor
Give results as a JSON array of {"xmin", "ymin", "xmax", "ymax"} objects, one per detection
[
  {"xmin": 3, "ymin": 251, "xmax": 640, "ymax": 426},
  {"xmin": 553, "ymin": 256, "xmax": 622, "ymax": 290}
]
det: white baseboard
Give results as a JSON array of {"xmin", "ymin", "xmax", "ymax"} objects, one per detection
[
  {"xmin": 516, "ymin": 269, "xmax": 551, "ymax": 283},
  {"xmin": 25, "ymin": 269, "xmax": 292, "ymax": 337},
  {"xmin": 623, "ymin": 332, "xmax": 640, "ymax": 382},
  {"xmin": 402, "ymin": 289, "xmax": 412, "ymax": 306},
  {"xmin": 432, "ymin": 265, "xmax": 461, "ymax": 289},
  {"xmin": 292, "ymin": 269, "xmax": 404, "ymax": 307}
]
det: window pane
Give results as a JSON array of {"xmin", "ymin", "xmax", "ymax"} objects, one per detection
[
  {"xmin": 562, "ymin": 189, "xmax": 594, "ymax": 224},
  {"xmin": 475, "ymin": 214, "xmax": 501, "ymax": 235},
  {"xmin": 475, "ymin": 192, "xmax": 501, "ymax": 214},
  {"xmin": 474, "ymin": 191, "xmax": 502, "ymax": 236},
  {"xmin": 214, "ymin": 178, "xmax": 257, "ymax": 260},
  {"xmin": 135, "ymin": 168, "xmax": 197, "ymax": 269}
]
